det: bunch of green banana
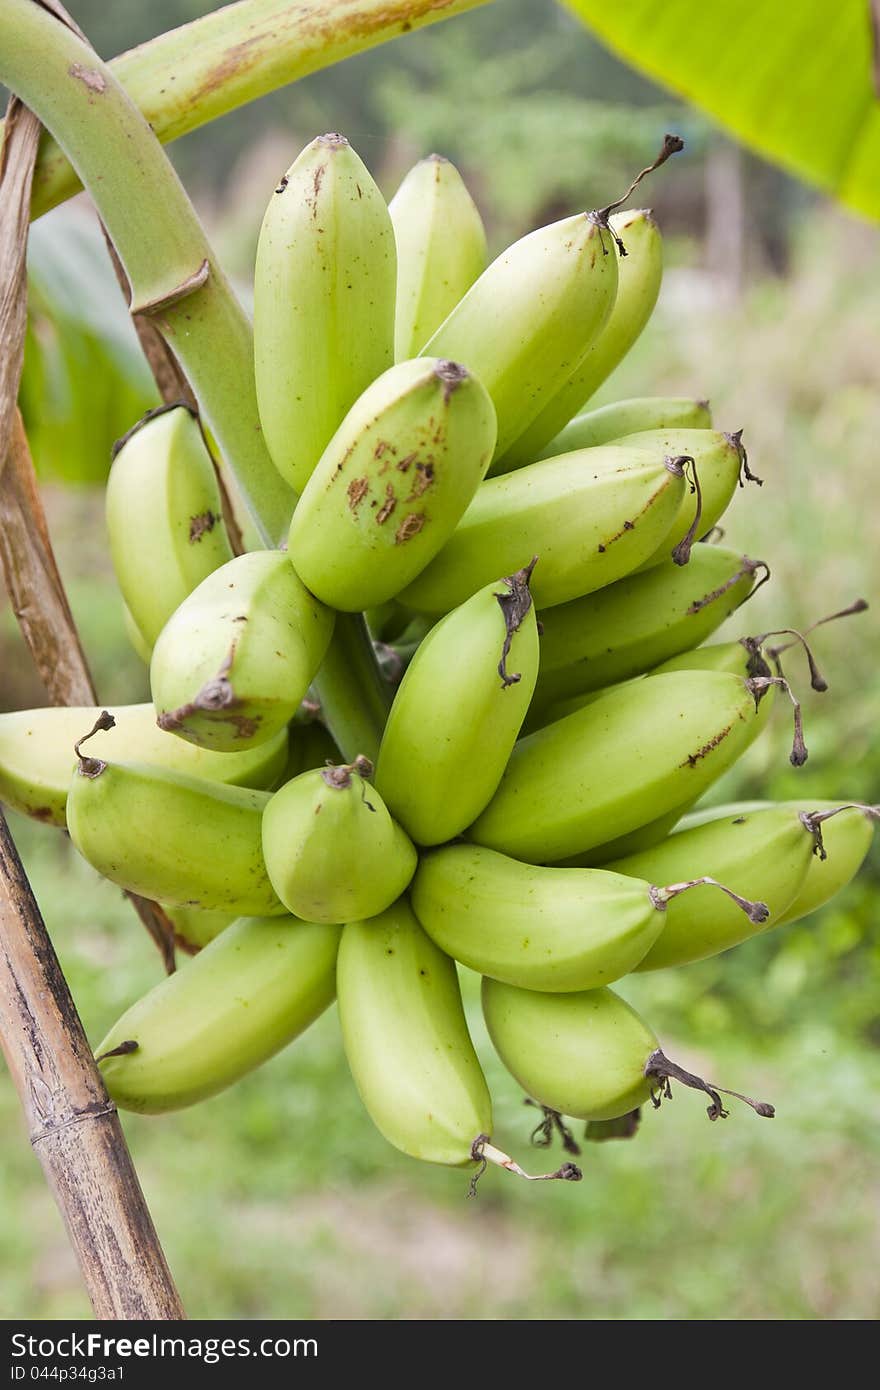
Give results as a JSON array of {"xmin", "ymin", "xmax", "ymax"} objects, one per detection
[
  {"xmin": 106, "ymin": 404, "xmax": 234, "ymax": 650},
  {"xmin": 389, "ymin": 154, "xmax": 487, "ymax": 360},
  {"xmin": 6, "ymin": 127, "xmax": 872, "ymax": 1197},
  {"xmin": 66, "ymin": 715, "xmax": 283, "ymax": 915},
  {"xmin": 262, "ymin": 758, "xmax": 416, "ymax": 923},
  {"xmin": 288, "ymin": 357, "xmax": 497, "ymax": 611},
  {"xmin": 253, "ymin": 133, "xmax": 396, "ymax": 494},
  {"xmin": 0, "ymin": 702, "xmax": 287, "ymax": 826},
  {"xmin": 374, "ymin": 564, "xmax": 539, "ymax": 844},
  {"xmin": 97, "ymin": 915, "xmax": 340, "ymax": 1113},
  {"xmin": 151, "ymin": 552, "xmax": 334, "ymax": 751},
  {"xmin": 411, "ymin": 842, "xmax": 767, "ymax": 992},
  {"xmin": 400, "ymin": 444, "xmax": 693, "ymax": 614}
]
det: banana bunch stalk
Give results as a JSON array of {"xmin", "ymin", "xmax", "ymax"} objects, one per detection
[{"xmin": 6, "ymin": 131, "xmax": 875, "ymax": 1195}]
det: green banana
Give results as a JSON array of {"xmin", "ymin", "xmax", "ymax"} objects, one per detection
[
  {"xmin": 483, "ymin": 980, "xmax": 656, "ymax": 1121},
  {"xmin": 151, "ymin": 552, "xmax": 334, "ymax": 752},
  {"xmin": 605, "ymin": 803, "xmax": 827, "ymax": 969},
  {"xmin": 483, "ymin": 978, "xmax": 774, "ymax": 1124},
  {"xmin": 390, "ymin": 154, "xmax": 487, "ymax": 360},
  {"xmin": 411, "ymin": 842, "xmax": 767, "ymax": 992},
  {"xmin": 617, "ymin": 427, "xmax": 758, "ymax": 572},
  {"xmin": 545, "ymin": 634, "xmax": 780, "ymax": 865},
  {"xmin": 420, "ymin": 211, "xmax": 617, "ymax": 465},
  {"xmin": 96, "ymin": 915, "xmax": 340, "ymax": 1113},
  {"xmin": 374, "ymin": 566, "xmax": 539, "ymax": 845},
  {"xmin": 66, "ymin": 718, "xmax": 283, "ymax": 915},
  {"xmin": 261, "ymin": 759, "xmax": 416, "ymax": 923},
  {"xmin": 105, "ymin": 404, "xmax": 234, "ymax": 646},
  {"xmin": 122, "ymin": 603, "xmax": 153, "ymax": 665},
  {"xmin": 288, "ymin": 358, "xmax": 496, "ymax": 612},
  {"xmin": 469, "ymin": 669, "xmax": 770, "ymax": 864},
  {"xmin": 498, "ymin": 209, "xmax": 663, "ymax": 470},
  {"xmin": 337, "ymin": 899, "xmax": 492, "ymax": 1166},
  {"xmin": 538, "ymin": 395, "xmax": 712, "ymax": 459},
  {"xmin": 675, "ymin": 800, "xmax": 877, "ymax": 930},
  {"xmin": 532, "ymin": 545, "xmax": 763, "ymax": 711},
  {"xmin": 163, "ymin": 904, "xmax": 234, "ymax": 953},
  {"xmin": 253, "ymin": 133, "xmax": 396, "ymax": 494},
  {"xmin": 400, "ymin": 445, "xmax": 691, "ymax": 614},
  {"xmin": 0, "ymin": 703, "xmax": 287, "ymax": 828}
]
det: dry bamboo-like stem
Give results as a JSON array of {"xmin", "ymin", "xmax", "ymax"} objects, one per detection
[{"xmin": 0, "ymin": 809, "xmax": 185, "ymax": 1320}]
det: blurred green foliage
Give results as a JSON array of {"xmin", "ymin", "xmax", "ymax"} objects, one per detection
[{"xmin": 21, "ymin": 210, "xmax": 156, "ymax": 483}]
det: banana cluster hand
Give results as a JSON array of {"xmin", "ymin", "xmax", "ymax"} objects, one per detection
[{"xmin": 6, "ymin": 133, "xmax": 873, "ymax": 1194}]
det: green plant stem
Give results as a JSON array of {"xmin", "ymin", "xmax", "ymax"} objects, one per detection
[
  {"xmin": 315, "ymin": 613, "xmax": 392, "ymax": 765},
  {"xmin": 17, "ymin": 0, "xmax": 492, "ymax": 221},
  {"xmin": 0, "ymin": 0, "xmax": 293, "ymax": 545}
]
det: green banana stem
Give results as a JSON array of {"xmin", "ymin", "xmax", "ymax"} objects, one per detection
[
  {"xmin": 19, "ymin": 0, "xmax": 492, "ymax": 222},
  {"xmin": 314, "ymin": 614, "xmax": 392, "ymax": 765},
  {"xmin": 0, "ymin": 0, "xmax": 293, "ymax": 545}
]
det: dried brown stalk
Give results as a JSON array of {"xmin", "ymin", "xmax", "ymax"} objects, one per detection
[{"xmin": 0, "ymin": 809, "xmax": 185, "ymax": 1320}]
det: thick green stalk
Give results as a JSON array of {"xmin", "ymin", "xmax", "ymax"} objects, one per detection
[
  {"xmin": 18, "ymin": 0, "xmax": 491, "ymax": 221},
  {"xmin": 0, "ymin": 0, "xmax": 293, "ymax": 543},
  {"xmin": 314, "ymin": 613, "xmax": 392, "ymax": 766}
]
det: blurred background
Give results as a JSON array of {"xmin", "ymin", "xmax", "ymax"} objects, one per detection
[{"xmin": 2, "ymin": 0, "xmax": 878, "ymax": 1319}]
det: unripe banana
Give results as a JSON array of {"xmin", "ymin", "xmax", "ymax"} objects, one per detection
[
  {"xmin": 676, "ymin": 800, "xmax": 877, "ymax": 930},
  {"xmin": 122, "ymin": 603, "xmax": 153, "ymax": 665},
  {"xmin": 0, "ymin": 703, "xmax": 287, "ymax": 828},
  {"xmin": 606, "ymin": 804, "xmax": 824, "ymax": 969},
  {"xmin": 96, "ymin": 915, "xmax": 340, "ymax": 1113},
  {"xmin": 498, "ymin": 209, "xmax": 663, "ymax": 470},
  {"xmin": 469, "ymin": 670, "xmax": 768, "ymax": 864},
  {"xmin": 66, "ymin": 722, "xmax": 284, "ymax": 915},
  {"xmin": 421, "ymin": 211, "xmax": 617, "ymax": 465},
  {"xmin": 400, "ymin": 445, "xmax": 690, "ymax": 615},
  {"xmin": 151, "ymin": 552, "xmax": 334, "ymax": 752},
  {"xmin": 254, "ymin": 133, "xmax": 396, "ymax": 493},
  {"xmin": 105, "ymin": 405, "xmax": 235, "ymax": 647},
  {"xmin": 538, "ymin": 396, "xmax": 712, "ymax": 460},
  {"xmin": 483, "ymin": 979, "xmax": 774, "ymax": 1126},
  {"xmin": 411, "ymin": 843, "xmax": 766, "ymax": 992},
  {"xmin": 288, "ymin": 358, "xmax": 496, "ymax": 611},
  {"xmin": 617, "ymin": 428, "xmax": 755, "ymax": 572},
  {"xmin": 262, "ymin": 760, "xmax": 416, "ymax": 923},
  {"xmin": 337, "ymin": 900, "xmax": 492, "ymax": 1166},
  {"xmin": 163, "ymin": 904, "xmax": 234, "ymax": 953},
  {"xmin": 375, "ymin": 566, "xmax": 539, "ymax": 845},
  {"xmin": 390, "ymin": 154, "xmax": 487, "ymax": 360},
  {"xmin": 483, "ymin": 980, "xmax": 656, "ymax": 1121},
  {"xmin": 547, "ymin": 638, "xmax": 779, "ymax": 865},
  {"xmin": 532, "ymin": 545, "xmax": 761, "ymax": 711}
]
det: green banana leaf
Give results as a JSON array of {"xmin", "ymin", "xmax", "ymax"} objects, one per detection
[{"xmin": 560, "ymin": 0, "xmax": 880, "ymax": 220}]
